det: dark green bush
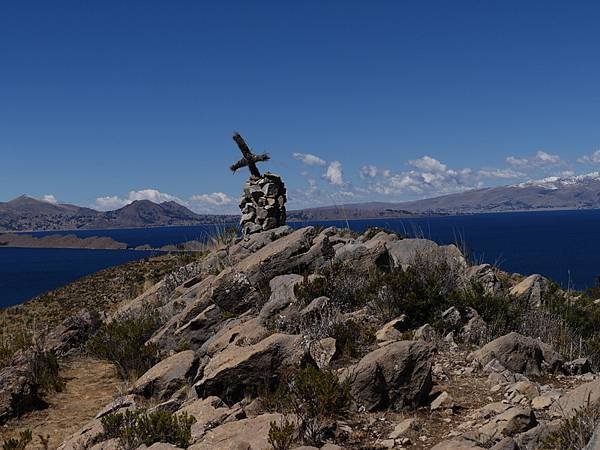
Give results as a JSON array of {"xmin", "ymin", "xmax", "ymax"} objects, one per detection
[
  {"xmin": 330, "ymin": 319, "xmax": 375, "ymax": 359},
  {"xmin": 29, "ymin": 348, "xmax": 65, "ymax": 393},
  {"xmin": 86, "ymin": 313, "xmax": 160, "ymax": 380},
  {"xmin": 2, "ymin": 430, "xmax": 32, "ymax": 450},
  {"xmin": 101, "ymin": 409, "xmax": 196, "ymax": 449}
]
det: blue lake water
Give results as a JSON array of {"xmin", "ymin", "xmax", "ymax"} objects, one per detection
[
  {"xmin": 0, "ymin": 248, "xmax": 157, "ymax": 307},
  {"xmin": 2, "ymin": 209, "xmax": 600, "ymax": 308}
]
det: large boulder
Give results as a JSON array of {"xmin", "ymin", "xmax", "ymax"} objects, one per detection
[
  {"xmin": 258, "ymin": 274, "xmax": 304, "ymax": 322},
  {"xmin": 199, "ymin": 316, "xmax": 268, "ymax": 358},
  {"xmin": 176, "ymin": 396, "xmax": 231, "ymax": 443},
  {"xmin": 552, "ymin": 379, "xmax": 600, "ymax": 418},
  {"xmin": 195, "ymin": 333, "xmax": 306, "ymax": 402},
  {"xmin": 345, "ymin": 340, "xmax": 433, "ymax": 411},
  {"xmin": 44, "ymin": 308, "xmax": 101, "ymax": 356},
  {"xmin": 0, "ymin": 353, "xmax": 38, "ymax": 424},
  {"xmin": 234, "ymin": 227, "xmax": 334, "ymax": 284},
  {"xmin": 385, "ymin": 238, "xmax": 466, "ymax": 270},
  {"xmin": 227, "ymin": 226, "xmax": 293, "ymax": 263},
  {"xmin": 471, "ymin": 332, "xmax": 553, "ymax": 376},
  {"xmin": 334, "ymin": 242, "xmax": 391, "ymax": 273},
  {"xmin": 188, "ymin": 413, "xmax": 284, "ymax": 450},
  {"xmin": 509, "ymin": 274, "xmax": 550, "ymax": 307},
  {"xmin": 132, "ymin": 350, "xmax": 198, "ymax": 400},
  {"xmin": 466, "ymin": 264, "xmax": 504, "ymax": 295}
]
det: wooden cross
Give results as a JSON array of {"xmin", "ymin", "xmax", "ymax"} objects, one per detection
[{"xmin": 229, "ymin": 132, "xmax": 270, "ymax": 178}]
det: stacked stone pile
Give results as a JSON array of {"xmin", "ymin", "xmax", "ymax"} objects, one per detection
[{"xmin": 239, "ymin": 172, "xmax": 286, "ymax": 234}]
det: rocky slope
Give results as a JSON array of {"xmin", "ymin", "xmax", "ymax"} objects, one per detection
[{"xmin": 2, "ymin": 227, "xmax": 600, "ymax": 449}]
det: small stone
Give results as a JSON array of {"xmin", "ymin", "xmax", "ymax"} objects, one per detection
[
  {"xmin": 431, "ymin": 391, "xmax": 455, "ymax": 411},
  {"xmin": 531, "ymin": 395, "xmax": 553, "ymax": 410},
  {"xmin": 389, "ymin": 418, "xmax": 416, "ymax": 439},
  {"xmin": 379, "ymin": 439, "xmax": 395, "ymax": 448}
]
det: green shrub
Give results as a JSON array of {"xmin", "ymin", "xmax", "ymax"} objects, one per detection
[
  {"xmin": 330, "ymin": 319, "xmax": 375, "ymax": 359},
  {"xmin": 29, "ymin": 348, "xmax": 65, "ymax": 393},
  {"xmin": 86, "ymin": 313, "xmax": 160, "ymax": 380},
  {"xmin": 264, "ymin": 365, "xmax": 350, "ymax": 446},
  {"xmin": 268, "ymin": 418, "xmax": 296, "ymax": 450},
  {"xmin": 2, "ymin": 430, "xmax": 32, "ymax": 450},
  {"xmin": 101, "ymin": 409, "xmax": 196, "ymax": 449}
]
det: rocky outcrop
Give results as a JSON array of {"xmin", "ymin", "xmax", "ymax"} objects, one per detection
[
  {"xmin": 509, "ymin": 274, "xmax": 550, "ymax": 307},
  {"xmin": 345, "ymin": 340, "xmax": 433, "ymax": 411},
  {"xmin": 195, "ymin": 333, "xmax": 306, "ymax": 402},
  {"xmin": 189, "ymin": 412, "xmax": 284, "ymax": 450},
  {"xmin": 132, "ymin": 350, "xmax": 198, "ymax": 400}
]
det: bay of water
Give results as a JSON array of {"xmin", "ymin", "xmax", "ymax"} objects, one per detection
[{"xmin": 2, "ymin": 209, "xmax": 600, "ymax": 308}]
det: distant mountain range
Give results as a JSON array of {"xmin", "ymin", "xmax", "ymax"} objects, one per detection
[
  {"xmin": 289, "ymin": 172, "xmax": 600, "ymax": 220},
  {"xmin": 4, "ymin": 172, "xmax": 600, "ymax": 231},
  {"xmin": 0, "ymin": 196, "xmax": 235, "ymax": 232}
]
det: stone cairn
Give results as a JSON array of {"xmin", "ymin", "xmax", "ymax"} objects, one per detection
[{"xmin": 230, "ymin": 133, "xmax": 287, "ymax": 235}]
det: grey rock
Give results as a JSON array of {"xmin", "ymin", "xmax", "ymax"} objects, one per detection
[
  {"xmin": 345, "ymin": 340, "xmax": 433, "ymax": 411},
  {"xmin": 132, "ymin": 350, "xmax": 198, "ymax": 400},
  {"xmin": 471, "ymin": 332, "xmax": 547, "ymax": 376},
  {"xmin": 478, "ymin": 407, "xmax": 537, "ymax": 442},
  {"xmin": 258, "ymin": 274, "xmax": 304, "ymax": 322},
  {"xmin": 195, "ymin": 333, "xmax": 305, "ymax": 403},
  {"xmin": 509, "ymin": 274, "xmax": 550, "ymax": 307},
  {"xmin": 564, "ymin": 357, "xmax": 593, "ymax": 375}
]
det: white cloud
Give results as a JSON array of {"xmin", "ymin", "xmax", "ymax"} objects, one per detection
[
  {"xmin": 94, "ymin": 196, "xmax": 128, "ymax": 210},
  {"xmin": 360, "ymin": 165, "xmax": 378, "ymax": 178},
  {"xmin": 42, "ymin": 194, "xmax": 58, "ymax": 204},
  {"xmin": 369, "ymin": 157, "xmax": 477, "ymax": 197},
  {"xmin": 323, "ymin": 161, "xmax": 345, "ymax": 186},
  {"xmin": 293, "ymin": 152, "xmax": 326, "ymax": 166},
  {"xmin": 477, "ymin": 168, "xmax": 525, "ymax": 179},
  {"xmin": 190, "ymin": 192, "xmax": 233, "ymax": 205},
  {"xmin": 360, "ymin": 165, "xmax": 390, "ymax": 179},
  {"xmin": 577, "ymin": 150, "xmax": 600, "ymax": 165},
  {"xmin": 506, "ymin": 150, "xmax": 564, "ymax": 168},
  {"xmin": 409, "ymin": 155, "xmax": 448, "ymax": 172}
]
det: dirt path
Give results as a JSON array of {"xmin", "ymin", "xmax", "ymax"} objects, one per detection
[{"xmin": 1, "ymin": 357, "xmax": 121, "ymax": 449}]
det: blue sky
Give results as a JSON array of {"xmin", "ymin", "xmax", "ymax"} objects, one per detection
[{"xmin": 1, "ymin": 1, "xmax": 600, "ymax": 213}]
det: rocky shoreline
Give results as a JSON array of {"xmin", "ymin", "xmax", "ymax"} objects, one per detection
[{"xmin": 2, "ymin": 226, "xmax": 600, "ymax": 449}]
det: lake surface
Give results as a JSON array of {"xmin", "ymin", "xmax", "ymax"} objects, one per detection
[
  {"xmin": 2, "ymin": 209, "xmax": 600, "ymax": 307},
  {"xmin": 0, "ymin": 248, "xmax": 157, "ymax": 307}
]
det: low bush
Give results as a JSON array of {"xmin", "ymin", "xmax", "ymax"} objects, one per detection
[
  {"xmin": 86, "ymin": 313, "xmax": 160, "ymax": 380},
  {"xmin": 330, "ymin": 319, "xmax": 375, "ymax": 359},
  {"xmin": 101, "ymin": 409, "xmax": 196, "ymax": 449},
  {"xmin": 2, "ymin": 430, "xmax": 32, "ymax": 450},
  {"xmin": 262, "ymin": 365, "xmax": 351, "ymax": 446},
  {"xmin": 29, "ymin": 347, "xmax": 65, "ymax": 393},
  {"xmin": 268, "ymin": 418, "xmax": 296, "ymax": 450}
]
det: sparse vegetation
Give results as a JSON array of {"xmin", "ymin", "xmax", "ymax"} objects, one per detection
[
  {"xmin": 543, "ymin": 398, "xmax": 600, "ymax": 449},
  {"xmin": 268, "ymin": 418, "xmax": 297, "ymax": 450},
  {"xmin": 262, "ymin": 365, "xmax": 351, "ymax": 446},
  {"xmin": 100, "ymin": 409, "xmax": 196, "ymax": 449},
  {"xmin": 2, "ymin": 430, "xmax": 32, "ymax": 450},
  {"xmin": 85, "ymin": 313, "xmax": 160, "ymax": 380}
]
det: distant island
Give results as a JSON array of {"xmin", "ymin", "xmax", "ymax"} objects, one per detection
[
  {"xmin": 0, "ymin": 233, "xmax": 129, "ymax": 250},
  {"xmin": 3, "ymin": 172, "xmax": 600, "ymax": 232}
]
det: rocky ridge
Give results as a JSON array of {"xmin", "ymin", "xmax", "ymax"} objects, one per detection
[{"xmin": 2, "ymin": 226, "xmax": 600, "ymax": 449}]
